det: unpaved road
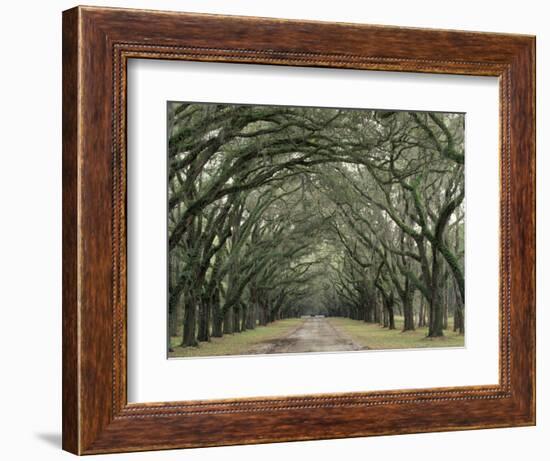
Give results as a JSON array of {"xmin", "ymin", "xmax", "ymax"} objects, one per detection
[{"xmin": 251, "ymin": 317, "xmax": 363, "ymax": 355}]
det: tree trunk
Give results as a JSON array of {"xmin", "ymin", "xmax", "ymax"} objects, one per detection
[
  {"xmin": 211, "ymin": 289, "xmax": 223, "ymax": 337},
  {"xmin": 168, "ymin": 255, "xmax": 182, "ymax": 345},
  {"xmin": 365, "ymin": 294, "xmax": 374, "ymax": 322},
  {"xmin": 182, "ymin": 289, "xmax": 198, "ymax": 346},
  {"xmin": 246, "ymin": 303, "xmax": 256, "ymax": 329},
  {"xmin": 382, "ymin": 303, "xmax": 388, "ymax": 327},
  {"xmin": 453, "ymin": 281, "xmax": 465, "ymax": 334},
  {"xmin": 259, "ymin": 301, "xmax": 268, "ymax": 326},
  {"xmin": 455, "ymin": 305, "xmax": 465, "ymax": 335},
  {"xmin": 402, "ymin": 291, "xmax": 415, "ymax": 332},
  {"xmin": 197, "ymin": 295, "xmax": 210, "ymax": 342},
  {"xmin": 212, "ymin": 308, "xmax": 223, "ymax": 337},
  {"xmin": 428, "ymin": 251, "xmax": 444, "ymax": 337},
  {"xmin": 242, "ymin": 306, "xmax": 248, "ymax": 331},
  {"xmin": 241, "ymin": 305, "xmax": 248, "ymax": 332},
  {"xmin": 223, "ymin": 306, "xmax": 233, "ymax": 334},
  {"xmin": 247, "ymin": 286, "xmax": 257, "ymax": 329},
  {"xmin": 442, "ymin": 275, "xmax": 449, "ymax": 330},
  {"xmin": 384, "ymin": 294, "xmax": 396, "ymax": 330},
  {"xmin": 387, "ymin": 306, "xmax": 395, "ymax": 330},
  {"xmin": 373, "ymin": 293, "xmax": 380, "ymax": 324},
  {"xmin": 418, "ymin": 296, "xmax": 425, "ymax": 327},
  {"xmin": 168, "ymin": 299, "xmax": 181, "ymax": 338},
  {"xmin": 233, "ymin": 305, "xmax": 242, "ymax": 333}
]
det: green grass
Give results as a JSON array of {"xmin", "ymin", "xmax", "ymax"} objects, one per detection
[
  {"xmin": 327, "ymin": 316, "xmax": 464, "ymax": 350},
  {"xmin": 169, "ymin": 318, "xmax": 304, "ymax": 358}
]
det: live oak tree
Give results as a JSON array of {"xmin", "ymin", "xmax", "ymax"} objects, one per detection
[{"xmin": 167, "ymin": 102, "xmax": 465, "ymax": 349}]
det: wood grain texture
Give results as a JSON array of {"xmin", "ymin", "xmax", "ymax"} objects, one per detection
[
  {"xmin": 62, "ymin": 5, "xmax": 536, "ymax": 455},
  {"xmin": 61, "ymin": 7, "xmax": 80, "ymax": 454}
]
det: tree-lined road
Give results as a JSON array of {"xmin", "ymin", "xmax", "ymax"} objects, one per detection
[
  {"xmin": 251, "ymin": 317, "xmax": 363, "ymax": 354},
  {"xmin": 168, "ymin": 103, "xmax": 466, "ymax": 356}
]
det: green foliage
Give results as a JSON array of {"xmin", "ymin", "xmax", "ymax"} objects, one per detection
[{"xmin": 167, "ymin": 102, "xmax": 466, "ymax": 353}]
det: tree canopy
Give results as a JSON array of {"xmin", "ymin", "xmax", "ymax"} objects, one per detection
[{"xmin": 167, "ymin": 102, "xmax": 465, "ymax": 350}]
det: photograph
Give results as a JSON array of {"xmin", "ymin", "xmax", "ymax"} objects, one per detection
[
  {"xmin": 0, "ymin": 0, "xmax": 540, "ymax": 457},
  {"xmin": 167, "ymin": 102, "xmax": 465, "ymax": 358}
]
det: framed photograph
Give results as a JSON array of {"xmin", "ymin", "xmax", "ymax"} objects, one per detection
[{"xmin": 62, "ymin": 6, "xmax": 535, "ymax": 455}]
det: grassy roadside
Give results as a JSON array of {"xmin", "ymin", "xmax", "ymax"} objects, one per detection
[
  {"xmin": 169, "ymin": 318, "xmax": 304, "ymax": 358},
  {"xmin": 327, "ymin": 316, "xmax": 464, "ymax": 350}
]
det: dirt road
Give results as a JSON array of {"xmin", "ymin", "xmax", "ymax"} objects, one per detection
[{"xmin": 251, "ymin": 317, "xmax": 363, "ymax": 355}]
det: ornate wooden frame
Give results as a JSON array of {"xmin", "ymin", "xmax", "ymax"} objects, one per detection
[{"xmin": 62, "ymin": 5, "xmax": 536, "ymax": 455}]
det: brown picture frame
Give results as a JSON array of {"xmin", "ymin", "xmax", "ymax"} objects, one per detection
[{"xmin": 62, "ymin": 5, "xmax": 536, "ymax": 455}]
